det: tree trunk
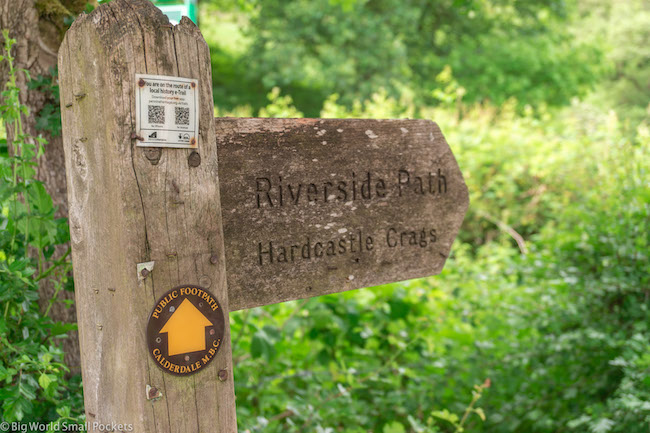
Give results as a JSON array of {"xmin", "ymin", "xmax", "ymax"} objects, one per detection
[{"xmin": 0, "ymin": 0, "xmax": 89, "ymax": 372}]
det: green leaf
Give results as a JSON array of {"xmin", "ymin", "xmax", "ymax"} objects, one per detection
[
  {"xmin": 382, "ymin": 421, "xmax": 405, "ymax": 433},
  {"xmin": 27, "ymin": 182, "xmax": 53, "ymax": 214},
  {"xmin": 18, "ymin": 379, "xmax": 36, "ymax": 400},
  {"xmin": 38, "ymin": 373, "xmax": 53, "ymax": 390},
  {"xmin": 431, "ymin": 409, "xmax": 459, "ymax": 425},
  {"xmin": 250, "ymin": 329, "xmax": 275, "ymax": 360},
  {"xmin": 2, "ymin": 395, "xmax": 33, "ymax": 422},
  {"xmin": 591, "ymin": 418, "xmax": 615, "ymax": 433},
  {"xmin": 47, "ymin": 322, "xmax": 77, "ymax": 337},
  {"xmin": 56, "ymin": 405, "xmax": 71, "ymax": 418}
]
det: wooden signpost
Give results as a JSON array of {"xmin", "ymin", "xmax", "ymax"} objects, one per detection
[
  {"xmin": 217, "ymin": 118, "xmax": 468, "ymax": 311},
  {"xmin": 58, "ymin": 1, "xmax": 468, "ymax": 432}
]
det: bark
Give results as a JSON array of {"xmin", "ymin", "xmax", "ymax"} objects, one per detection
[{"xmin": 0, "ymin": 0, "xmax": 88, "ymax": 372}]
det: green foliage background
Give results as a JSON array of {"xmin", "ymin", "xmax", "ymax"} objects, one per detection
[
  {"xmin": 0, "ymin": 32, "xmax": 80, "ymax": 430},
  {"xmin": 1, "ymin": 0, "xmax": 649, "ymax": 432}
]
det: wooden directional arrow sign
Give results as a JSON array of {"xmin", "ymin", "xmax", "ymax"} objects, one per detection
[{"xmin": 216, "ymin": 118, "xmax": 469, "ymax": 311}]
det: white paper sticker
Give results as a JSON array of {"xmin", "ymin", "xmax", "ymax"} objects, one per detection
[{"xmin": 135, "ymin": 74, "xmax": 199, "ymax": 148}]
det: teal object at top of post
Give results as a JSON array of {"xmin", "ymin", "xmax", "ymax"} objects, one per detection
[{"xmin": 151, "ymin": 0, "xmax": 198, "ymax": 25}]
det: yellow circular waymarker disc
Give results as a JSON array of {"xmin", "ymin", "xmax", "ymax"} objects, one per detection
[{"xmin": 147, "ymin": 285, "xmax": 225, "ymax": 376}]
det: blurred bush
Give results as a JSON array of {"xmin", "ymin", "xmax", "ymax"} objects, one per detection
[{"xmin": 207, "ymin": 0, "xmax": 604, "ymax": 116}]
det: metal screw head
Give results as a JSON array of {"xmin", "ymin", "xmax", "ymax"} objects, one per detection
[
  {"xmin": 209, "ymin": 254, "xmax": 218, "ymax": 264},
  {"xmin": 141, "ymin": 268, "xmax": 150, "ymax": 278},
  {"xmin": 184, "ymin": 355, "xmax": 190, "ymax": 362},
  {"xmin": 218, "ymin": 369, "xmax": 228, "ymax": 382},
  {"xmin": 188, "ymin": 151, "xmax": 201, "ymax": 167},
  {"xmin": 156, "ymin": 337, "xmax": 161, "ymax": 343},
  {"xmin": 190, "ymin": 137, "xmax": 197, "ymax": 147},
  {"xmin": 209, "ymin": 329, "xmax": 215, "ymax": 336},
  {"xmin": 190, "ymin": 81, "xmax": 196, "ymax": 89},
  {"xmin": 138, "ymin": 78, "xmax": 146, "ymax": 88}
]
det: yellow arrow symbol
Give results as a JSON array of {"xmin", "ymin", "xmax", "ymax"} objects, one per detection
[{"xmin": 159, "ymin": 298, "xmax": 213, "ymax": 356}]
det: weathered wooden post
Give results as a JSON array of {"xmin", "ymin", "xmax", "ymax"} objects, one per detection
[
  {"xmin": 59, "ymin": 1, "xmax": 469, "ymax": 432},
  {"xmin": 59, "ymin": 1, "xmax": 236, "ymax": 432}
]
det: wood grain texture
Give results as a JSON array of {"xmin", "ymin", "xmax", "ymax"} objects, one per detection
[
  {"xmin": 58, "ymin": 1, "xmax": 236, "ymax": 432},
  {"xmin": 216, "ymin": 118, "xmax": 469, "ymax": 311}
]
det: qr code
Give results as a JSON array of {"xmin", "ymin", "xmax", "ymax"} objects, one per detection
[
  {"xmin": 175, "ymin": 107, "xmax": 190, "ymax": 125},
  {"xmin": 148, "ymin": 105, "xmax": 165, "ymax": 124}
]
